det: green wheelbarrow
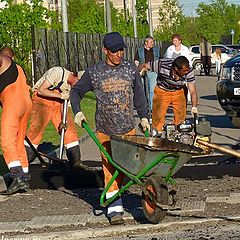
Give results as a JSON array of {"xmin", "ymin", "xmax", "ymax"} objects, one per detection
[{"xmin": 83, "ymin": 122, "xmax": 203, "ymax": 223}]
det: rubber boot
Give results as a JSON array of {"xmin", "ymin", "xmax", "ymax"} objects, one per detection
[
  {"xmin": 0, "ymin": 166, "xmax": 30, "ymax": 195},
  {"xmin": 66, "ymin": 145, "xmax": 89, "ymax": 171},
  {"xmin": 25, "ymin": 145, "xmax": 37, "ymax": 163}
]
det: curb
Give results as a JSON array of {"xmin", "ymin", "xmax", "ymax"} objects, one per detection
[{"xmin": 10, "ymin": 216, "xmax": 240, "ymax": 239}]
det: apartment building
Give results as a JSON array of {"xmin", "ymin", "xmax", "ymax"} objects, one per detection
[{"xmin": 111, "ymin": 0, "xmax": 163, "ymax": 29}]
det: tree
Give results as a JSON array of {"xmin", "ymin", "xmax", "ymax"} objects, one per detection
[
  {"xmin": 196, "ymin": 0, "xmax": 240, "ymax": 44},
  {"xmin": 67, "ymin": 0, "xmax": 105, "ymax": 33},
  {"xmin": 0, "ymin": 0, "xmax": 51, "ymax": 79},
  {"xmin": 154, "ymin": 0, "xmax": 186, "ymax": 42},
  {"xmin": 136, "ymin": 0, "xmax": 149, "ymax": 37}
]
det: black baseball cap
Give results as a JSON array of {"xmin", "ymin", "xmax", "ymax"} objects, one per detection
[{"xmin": 103, "ymin": 32, "xmax": 127, "ymax": 52}]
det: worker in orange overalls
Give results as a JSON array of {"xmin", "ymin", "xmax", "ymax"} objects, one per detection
[
  {"xmin": 0, "ymin": 53, "xmax": 32, "ymax": 195},
  {"xmin": 24, "ymin": 67, "xmax": 87, "ymax": 170}
]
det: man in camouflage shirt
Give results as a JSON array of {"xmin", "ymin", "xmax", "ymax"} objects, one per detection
[{"xmin": 70, "ymin": 32, "xmax": 150, "ymax": 225}]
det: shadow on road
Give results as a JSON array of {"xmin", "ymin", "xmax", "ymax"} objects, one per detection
[
  {"xmin": 200, "ymin": 95, "xmax": 217, "ymax": 101},
  {"xmin": 201, "ymin": 114, "xmax": 234, "ymax": 129},
  {"xmin": 175, "ymin": 155, "xmax": 240, "ymax": 180}
]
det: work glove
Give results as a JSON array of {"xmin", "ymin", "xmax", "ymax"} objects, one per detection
[
  {"xmin": 74, "ymin": 111, "xmax": 86, "ymax": 128},
  {"xmin": 140, "ymin": 118, "xmax": 151, "ymax": 132},
  {"xmin": 60, "ymin": 91, "xmax": 70, "ymax": 100},
  {"xmin": 191, "ymin": 106, "xmax": 198, "ymax": 116}
]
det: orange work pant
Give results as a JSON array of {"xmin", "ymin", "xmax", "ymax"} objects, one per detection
[
  {"xmin": 97, "ymin": 129, "xmax": 136, "ymax": 193},
  {"xmin": 0, "ymin": 65, "xmax": 32, "ymax": 171},
  {"xmin": 152, "ymin": 86, "xmax": 186, "ymax": 132},
  {"xmin": 27, "ymin": 92, "xmax": 78, "ymax": 146}
]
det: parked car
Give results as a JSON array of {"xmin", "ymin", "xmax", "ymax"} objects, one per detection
[
  {"xmin": 216, "ymin": 54, "xmax": 240, "ymax": 128},
  {"xmin": 225, "ymin": 44, "xmax": 240, "ymax": 53},
  {"xmin": 189, "ymin": 44, "xmax": 235, "ymax": 70}
]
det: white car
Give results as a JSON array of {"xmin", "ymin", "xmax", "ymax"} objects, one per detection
[{"xmin": 189, "ymin": 44, "xmax": 235, "ymax": 70}]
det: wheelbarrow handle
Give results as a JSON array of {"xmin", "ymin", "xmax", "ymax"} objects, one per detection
[
  {"xmin": 82, "ymin": 122, "xmax": 114, "ymax": 164},
  {"xmin": 138, "ymin": 123, "xmax": 149, "ymax": 137}
]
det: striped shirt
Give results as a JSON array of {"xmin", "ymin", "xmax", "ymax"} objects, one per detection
[{"xmin": 150, "ymin": 58, "xmax": 195, "ymax": 91}]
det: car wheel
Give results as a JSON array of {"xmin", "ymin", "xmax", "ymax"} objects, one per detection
[
  {"xmin": 230, "ymin": 116, "xmax": 240, "ymax": 128},
  {"xmin": 194, "ymin": 61, "xmax": 203, "ymax": 71}
]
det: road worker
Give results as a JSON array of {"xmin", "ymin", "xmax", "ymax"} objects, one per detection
[
  {"xmin": 70, "ymin": 32, "xmax": 150, "ymax": 225},
  {"xmin": 24, "ymin": 67, "xmax": 87, "ymax": 170},
  {"xmin": 0, "ymin": 51, "xmax": 32, "ymax": 195}
]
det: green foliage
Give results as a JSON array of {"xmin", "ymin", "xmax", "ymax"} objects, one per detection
[
  {"xmin": 154, "ymin": 0, "xmax": 186, "ymax": 41},
  {"xmin": 135, "ymin": 0, "xmax": 149, "ymax": 37},
  {"xmin": 195, "ymin": 0, "xmax": 240, "ymax": 44},
  {"xmin": 0, "ymin": 0, "xmax": 51, "ymax": 81},
  {"xmin": 67, "ymin": 0, "xmax": 105, "ymax": 33}
]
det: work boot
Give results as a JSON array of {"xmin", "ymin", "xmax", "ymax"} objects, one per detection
[
  {"xmin": 66, "ymin": 145, "xmax": 89, "ymax": 171},
  {"xmin": 25, "ymin": 145, "xmax": 37, "ymax": 163},
  {"xmin": 107, "ymin": 197, "xmax": 124, "ymax": 225},
  {"xmin": 0, "ymin": 166, "xmax": 30, "ymax": 195},
  {"xmin": 108, "ymin": 212, "xmax": 124, "ymax": 225}
]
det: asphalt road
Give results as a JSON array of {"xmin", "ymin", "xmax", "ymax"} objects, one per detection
[
  {"xmin": 191, "ymin": 72, "xmax": 239, "ymax": 149},
  {"xmin": 1, "ymin": 72, "xmax": 240, "ymax": 240}
]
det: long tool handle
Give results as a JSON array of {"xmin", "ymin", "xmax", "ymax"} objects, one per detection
[
  {"xmin": 59, "ymin": 99, "xmax": 68, "ymax": 160},
  {"xmin": 143, "ymin": 74, "xmax": 152, "ymax": 130},
  {"xmin": 25, "ymin": 136, "xmax": 47, "ymax": 167},
  {"xmin": 197, "ymin": 139, "xmax": 240, "ymax": 158}
]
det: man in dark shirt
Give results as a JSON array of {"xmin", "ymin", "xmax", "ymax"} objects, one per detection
[
  {"xmin": 134, "ymin": 35, "xmax": 160, "ymax": 110},
  {"xmin": 142, "ymin": 56, "xmax": 198, "ymax": 134},
  {"xmin": 70, "ymin": 32, "xmax": 149, "ymax": 225}
]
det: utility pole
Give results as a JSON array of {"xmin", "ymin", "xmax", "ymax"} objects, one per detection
[
  {"xmin": 147, "ymin": 0, "xmax": 153, "ymax": 37},
  {"xmin": 61, "ymin": 0, "xmax": 68, "ymax": 33},
  {"xmin": 123, "ymin": 0, "xmax": 127, "ymax": 21},
  {"xmin": 105, "ymin": 0, "xmax": 112, "ymax": 32},
  {"xmin": 132, "ymin": 0, "xmax": 137, "ymax": 38},
  {"xmin": 60, "ymin": 0, "xmax": 69, "ymax": 160},
  {"xmin": 61, "ymin": 0, "xmax": 70, "ymax": 68}
]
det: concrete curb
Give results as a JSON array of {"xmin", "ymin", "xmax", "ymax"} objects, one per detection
[{"xmin": 11, "ymin": 216, "xmax": 240, "ymax": 239}]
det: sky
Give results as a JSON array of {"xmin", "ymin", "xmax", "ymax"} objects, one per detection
[{"xmin": 179, "ymin": 0, "xmax": 240, "ymax": 16}]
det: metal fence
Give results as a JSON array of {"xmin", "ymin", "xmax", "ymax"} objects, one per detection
[{"xmin": 32, "ymin": 27, "xmax": 170, "ymax": 83}]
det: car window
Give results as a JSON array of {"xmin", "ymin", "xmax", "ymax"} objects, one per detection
[
  {"xmin": 212, "ymin": 45, "xmax": 233, "ymax": 54},
  {"xmin": 191, "ymin": 47, "xmax": 200, "ymax": 54}
]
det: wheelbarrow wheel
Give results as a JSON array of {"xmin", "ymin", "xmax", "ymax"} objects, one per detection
[{"xmin": 142, "ymin": 174, "xmax": 169, "ymax": 224}]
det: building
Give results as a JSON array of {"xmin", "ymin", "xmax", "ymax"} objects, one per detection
[{"xmin": 111, "ymin": 0, "xmax": 164, "ymax": 30}]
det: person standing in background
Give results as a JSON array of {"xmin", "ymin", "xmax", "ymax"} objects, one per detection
[
  {"xmin": 164, "ymin": 34, "xmax": 191, "ymax": 66},
  {"xmin": 199, "ymin": 37, "xmax": 212, "ymax": 76},
  {"xmin": 134, "ymin": 35, "xmax": 161, "ymax": 110},
  {"xmin": 165, "ymin": 34, "xmax": 192, "ymax": 102},
  {"xmin": 212, "ymin": 48, "xmax": 222, "ymax": 76}
]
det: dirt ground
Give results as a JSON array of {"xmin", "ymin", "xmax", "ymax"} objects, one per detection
[{"xmin": 1, "ymin": 169, "xmax": 240, "ymax": 223}]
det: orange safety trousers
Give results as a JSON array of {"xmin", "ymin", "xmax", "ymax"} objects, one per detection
[
  {"xmin": 152, "ymin": 86, "xmax": 186, "ymax": 132},
  {"xmin": 97, "ymin": 129, "xmax": 136, "ymax": 193},
  {"xmin": 0, "ymin": 65, "xmax": 32, "ymax": 170},
  {"xmin": 27, "ymin": 92, "xmax": 78, "ymax": 146}
]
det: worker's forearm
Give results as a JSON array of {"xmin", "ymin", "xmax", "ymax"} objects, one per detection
[
  {"xmin": 37, "ymin": 89, "xmax": 61, "ymax": 99},
  {"xmin": 191, "ymin": 92, "xmax": 198, "ymax": 107}
]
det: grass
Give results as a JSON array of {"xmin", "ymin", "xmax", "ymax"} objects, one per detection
[{"xmin": 0, "ymin": 92, "xmax": 96, "ymax": 175}]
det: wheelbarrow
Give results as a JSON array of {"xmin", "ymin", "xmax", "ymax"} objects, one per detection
[{"xmin": 83, "ymin": 122, "xmax": 203, "ymax": 223}]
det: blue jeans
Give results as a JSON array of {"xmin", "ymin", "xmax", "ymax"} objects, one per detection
[{"xmin": 143, "ymin": 71, "xmax": 157, "ymax": 111}]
